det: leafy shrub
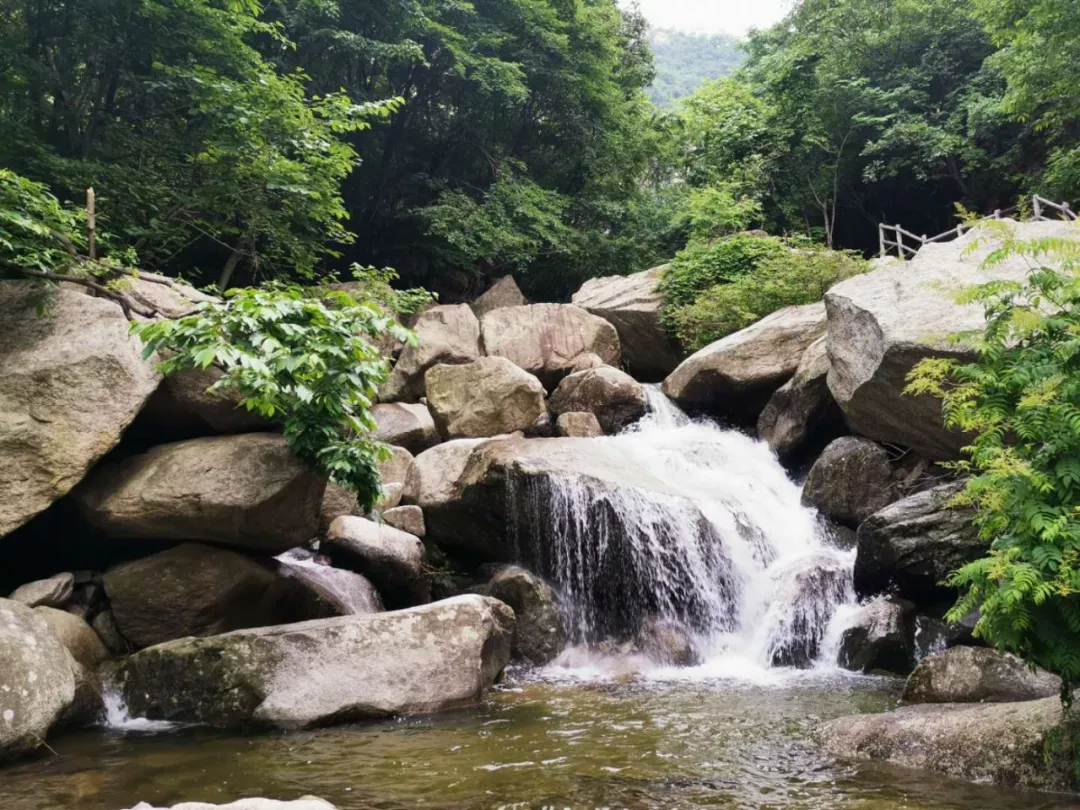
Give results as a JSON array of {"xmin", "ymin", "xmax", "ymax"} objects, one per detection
[
  {"xmin": 132, "ymin": 273, "xmax": 433, "ymax": 511},
  {"xmin": 906, "ymin": 222, "xmax": 1080, "ymax": 688},
  {"xmin": 669, "ymin": 246, "xmax": 867, "ymax": 350}
]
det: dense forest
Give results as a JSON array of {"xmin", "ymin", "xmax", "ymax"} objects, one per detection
[{"xmin": 646, "ymin": 29, "xmax": 744, "ymax": 108}]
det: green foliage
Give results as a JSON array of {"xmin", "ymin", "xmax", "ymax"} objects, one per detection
[
  {"xmin": 672, "ymin": 247, "xmax": 868, "ymax": 350},
  {"xmin": 647, "ymin": 29, "xmax": 744, "ymax": 109},
  {"xmin": 659, "ymin": 233, "xmax": 788, "ymax": 316},
  {"xmin": 0, "ymin": 170, "xmax": 87, "ymax": 276},
  {"xmin": 131, "ymin": 276, "xmax": 433, "ymax": 509},
  {"xmin": 905, "ymin": 223, "xmax": 1080, "ymax": 685}
]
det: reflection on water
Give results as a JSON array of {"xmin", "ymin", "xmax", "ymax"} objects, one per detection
[{"xmin": 4, "ymin": 669, "xmax": 1079, "ymax": 810}]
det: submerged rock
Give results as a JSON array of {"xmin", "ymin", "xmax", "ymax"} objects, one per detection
[
  {"xmin": 74, "ymin": 434, "xmax": 326, "ymax": 553},
  {"xmin": 425, "ymin": 357, "xmax": 548, "ymax": 439},
  {"xmin": 663, "ymin": 302, "xmax": 826, "ymax": 422},
  {"xmin": 902, "ymin": 646, "xmax": 1061, "ymax": 705},
  {"xmin": 819, "ymin": 697, "xmax": 1079, "ymax": 791},
  {"xmin": 381, "ymin": 304, "xmax": 481, "ymax": 402},
  {"xmin": 0, "ymin": 598, "xmax": 76, "ymax": 761},
  {"xmin": 635, "ymin": 618, "xmax": 701, "ymax": 668},
  {"xmin": 838, "ymin": 596, "xmax": 915, "ymax": 674},
  {"xmin": 571, "ymin": 266, "xmax": 684, "ymax": 381},
  {"xmin": 116, "ymin": 595, "xmax": 514, "ymax": 729},
  {"xmin": 801, "ymin": 438, "xmax": 897, "ymax": 528},
  {"xmin": 487, "ymin": 566, "xmax": 566, "ymax": 666},
  {"xmin": 549, "ymin": 366, "xmax": 647, "ymax": 434},
  {"xmin": 0, "ymin": 281, "xmax": 161, "ymax": 537}
]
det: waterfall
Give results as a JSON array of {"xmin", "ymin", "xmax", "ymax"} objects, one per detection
[{"xmin": 515, "ymin": 387, "xmax": 855, "ymax": 672}]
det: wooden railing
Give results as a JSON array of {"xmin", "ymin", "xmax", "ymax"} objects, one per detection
[{"xmin": 878, "ymin": 195, "xmax": 1077, "ymax": 259}]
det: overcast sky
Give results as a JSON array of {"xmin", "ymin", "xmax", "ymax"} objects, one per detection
[{"xmin": 629, "ymin": 0, "xmax": 793, "ymax": 36}]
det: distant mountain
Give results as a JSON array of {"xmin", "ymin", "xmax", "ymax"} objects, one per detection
[{"xmin": 647, "ymin": 29, "xmax": 745, "ymax": 108}]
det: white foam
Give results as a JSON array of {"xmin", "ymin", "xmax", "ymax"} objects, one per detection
[{"xmin": 101, "ymin": 687, "xmax": 178, "ymax": 732}]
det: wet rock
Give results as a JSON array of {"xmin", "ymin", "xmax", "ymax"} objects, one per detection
[
  {"xmin": 913, "ymin": 614, "xmax": 976, "ymax": 660},
  {"xmin": 549, "ymin": 366, "xmax": 647, "ymax": 434},
  {"xmin": 116, "ymin": 595, "xmax": 514, "ymax": 729},
  {"xmin": 92, "ymin": 609, "xmax": 131, "ymax": 656},
  {"xmin": 854, "ymin": 481, "xmax": 983, "ymax": 606},
  {"xmin": 470, "ymin": 275, "xmax": 527, "ymax": 318},
  {"xmin": 819, "ymin": 696, "xmax": 1078, "ymax": 791},
  {"xmin": 903, "ymin": 646, "xmax": 1061, "ymax": 705},
  {"xmin": 372, "ymin": 403, "xmax": 440, "ymax": 454},
  {"xmin": 635, "ymin": 618, "xmax": 701, "ymax": 667},
  {"xmin": 0, "ymin": 281, "xmax": 161, "ymax": 536},
  {"xmin": 426, "ymin": 357, "xmax": 548, "ymax": 439},
  {"xmin": 487, "ymin": 566, "xmax": 566, "ymax": 665},
  {"xmin": 764, "ymin": 552, "xmax": 852, "ymax": 668},
  {"xmin": 103, "ymin": 543, "xmax": 347, "ymax": 649},
  {"xmin": 381, "ymin": 506, "xmax": 425, "ymax": 538},
  {"xmin": 801, "ymin": 438, "xmax": 897, "ymax": 528},
  {"xmin": 825, "ymin": 220, "xmax": 1078, "ymax": 459},
  {"xmin": 8, "ymin": 572, "xmax": 75, "ymax": 609},
  {"xmin": 556, "ymin": 412, "xmax": 604, "ymax": 438},
  {"xmin": 757, "ymin": 337, "xmax": 845, "ymax": 461},
  {"xmin": 275, "ymin": 550, "xmax": 382, "ymax": 616},
  {"xmin": 74, "ymin": 434, "xmax": 325, "ymax": 553},
  {"xmin": 838, "ymin": 597, "xmax": 915, "ymax": 675},
  {"xmin": 0, "ymin": 598, "xmax": 76, "ymax": 761},
  {"xmin": 571, "ymin": 266, "xmax": 684, "ymax": 381},
  {"xmin": 381, "ymin": 305, "xmax": 481, "ymax": 402},
  {"xmin": 663, "ymin": 302, "xmax": 827, "ymax": 422},
  {"xmin": 124, "ymin": 796, "xmax": 337, "ymax": 809},
  {"xmin": 481, "ymin": 304, "xmax": 621, "ymax": 389},
  {"xmin": 325, "ymin": 516, "xmax": 430, "ymax": 609}
]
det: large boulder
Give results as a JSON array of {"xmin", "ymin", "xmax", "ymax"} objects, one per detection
[
  {"xmin": 0, "ymin": 281, "xmax": 161, "ymax": 536},
  {"xmin": 402, "ymin": 438, "xmax": 492, "ymax": 510},
  {"xmin": 381, "ymin": 305, "xmax": 481, "ymax": 402},
  {"xmin": 838, "ymin": 596, "xmax": 916, "ymax": 674},
  {"xmin": 902, "ymin": 646, "xmax": 1061, "ymax": 705},
  {"xmin": 481, "ymin": 304, "xmax": 621, "ymax": 389},
  {"xmin": 487, "ymin": 566, "xmax": 566, "ymax": 665},
  {"xmin": 275, "ymin": 549, "xmax": 383, "ymax": 616},
  {"xmin": 73, "ymin": 434, "xmax": 325, "ymax": 553},
  {"xmin": 34, "ymin": 606, "xmax": 107, "ymax": 727},
  {"xmin": 819, "ymin": 697, "xmax": 1079, "ymax": 791},
  {"xmin": 0, "ymin": 598, "xmax": 76, "ymax": 761},
  {"xmin": 372, "ymin": 403, "xmax": 440, "ymax": 454},
  {"xmin": 471, "ymin": 275, "xmax": 526, "ymax": 318},
  {"xmin": 556, "ymin": 412, "xmax": 604, "ymax": 438},
  {"xmin": 801, "ymin": 438, "xmax": 897, "ymax": 528},
  {"xmin": 757, "ymin": 337, "xmax": 844, "ymax": 461},
  {"xmin": 662, "ymin": 303, "xmax": 827, "ymax": 422},
  {"xmin": 825, "ymin": 219, "xmax": 1078, "ymax": 460},
  {"xmin": 571, "ymin": 267, "xmax": 683, "ymax": 381},
  {"xmin": 854, "ymin": 481, "xmax": 983, "ymax": 606},
  {"xmin": 549, "ymin": 366, "xmax": 647, "ymax": 434},
  {"xmin": 103, "ymin": 543, "xmax": 349, "ymax": 649},
  {"xmin": 325, "ymin": 516, "xmax": 430, "ymax": 608},
  {"xmin": 425, "ymin": 357, "xmax": 548, "ymax": 439},
  {"xmin": 115, "ymin": 595, "xmax": 514, "ymax": 729}
]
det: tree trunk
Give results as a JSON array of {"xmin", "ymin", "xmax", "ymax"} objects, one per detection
[{"xmin": 217, "ymin": 244, "xmax": 245, "ymax": 291}]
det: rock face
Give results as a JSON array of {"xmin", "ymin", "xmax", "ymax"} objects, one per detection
[
  {"xmin": 372, "ymin": 403, "xmax": 440, "ymax": 454},
  {"xmin": 854, "ymin": 481, "xmax": 982, "ymax": 605},
  {"xmin": 487, "ymin": 566, "xmax": 566, "ymax": 665},
  {"xmin": 556, "ymin": 412, "xmax": 604, "ymax": 438},
  {"xmin": 103, "ymin": 543, "xmax": 346, "ymax": 649},
  {"xmin": 549, "ymin": 366, "xmax": 647, "ymax": 434},
  {"xmin": 838, "ymin": 597, "xmax": 915, "ymax": 674},
  {"xmin": 116, "ymin": 595, "xmax": 514, "ymax": 729},
  {"xmin": 0, "ymin": 598, "xmax": 76, "ymax": 761},
  {"xmin": 325, "ymin": 516, "xmax": 430, "ymax": 608},
  {"xmin": 903, "ymin": 646, "xmax": 1061, "ymax": 705},
  {"xmin": 825, "ymin": 220, "xmax": 1078, "ymax": 460},
  {"xmin": 0, "ymin": 281, "xmax": 161, "ymax": 536},
  {"xmin": 471, "ymin": 275, "xmax": 527, "ymax": 318},
  {"xmin": 425, "ymin": 358, "xmax": 548, "ymax": 439},
  {"xmin": 801, "ymin": 438, "xmax": 897, "ymax": 528},
  {"xmin": 819, "ymin": 697, "xmax": 1078, "ymax": 791},
  {"xmin": 74, "ymin": 434, "xmax": 325, "ymax": 553},
  {"xmin": 571, "ymin": 267, "xmax": 683, "ymax": 381},
  {"xmin": 381, "ymin": 305, "xmax": 481, "ymax": 402},
  {"xmin": 8, "ymin": 572, "xmax": 75, "ymax": 609},
  {"xmin": 757, "ymin": 337, "xmax": 844, "ymax": 460},
  {"xmin": 663, "ymin": 303, "xmax": 827, "ymax": 421},
  {"xmin": 481, "ymin": 304, "xmax": 620, "ymax": 389}
]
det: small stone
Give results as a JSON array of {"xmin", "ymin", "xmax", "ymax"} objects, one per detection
[{"xmin": 8, "ymin": 573, "xmax": 75, "ymax": 609}]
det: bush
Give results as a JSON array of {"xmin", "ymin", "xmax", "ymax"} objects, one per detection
[
  {"xmin": 906, "ymin": 222, "xmax": 1080, "ymax": 688},
  {"xmin": 658, "ymin": 232, "xmax": 787, "ymax": 315},
  {"xmin": 669, "ymin": 246, "xmax": 867, "ymax": 350}
]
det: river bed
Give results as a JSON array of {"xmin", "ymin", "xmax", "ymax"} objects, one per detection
[{"xmin": 4, "ymin": 667, "xmax": 1077, "ymax": 810}]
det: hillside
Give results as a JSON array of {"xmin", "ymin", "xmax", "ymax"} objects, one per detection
[{"xmin": 647, "ymin": 28, "xmax": 745, "ymax": 108}]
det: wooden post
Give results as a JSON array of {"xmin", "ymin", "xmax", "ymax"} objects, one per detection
[
  {"xmin": 1033, "ymin": 196, "xmax": 1042, "ymax": 221},
  {"xmin": 87, "ymin": 187, "xmax": 96, "ymax": 260},
  {"xmin": 879, "ymin": 224, "xmax": 887, "ymax": 258}
]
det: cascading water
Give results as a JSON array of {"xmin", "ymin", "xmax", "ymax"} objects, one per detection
[{"xmin": 514, "ymin": 385, "xmax": 856, "ymax": 673}]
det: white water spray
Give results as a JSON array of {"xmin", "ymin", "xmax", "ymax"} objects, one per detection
[{"xmin": 520, "ymin": 386, "xmax": 857, "ymax": 676}]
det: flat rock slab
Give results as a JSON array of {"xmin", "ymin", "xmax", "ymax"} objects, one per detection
[{"xmin": 116, "ymin": 595, "xmax": 513, "ymax": 729}]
